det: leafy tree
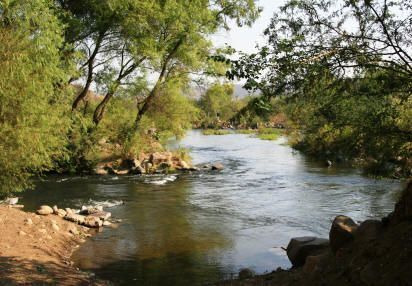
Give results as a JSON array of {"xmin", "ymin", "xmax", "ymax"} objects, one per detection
[
  {"xmin": 0, "ymin": 0, "xmax": 71, "ymax": 195},
  {"xmin": 198, "ymin": 83, "xmax": 236, "ymax": 126},
  {"xmin": 225, "ymin": 0, "xmax": 411, "ymax": 176}
]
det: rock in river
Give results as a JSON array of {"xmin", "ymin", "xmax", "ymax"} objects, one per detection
[
  {"xmin": 286, "ymin": 236, "xmax": 329, "ymax": 267},
  {"xmin": 83, "ymin": 216, "xmax": 103, "ymax": 228},
  {"xmin": 329, "ymin": 215, "xmax": 358, "ymax": 253}
]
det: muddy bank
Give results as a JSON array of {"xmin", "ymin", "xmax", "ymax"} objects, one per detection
[
  {"xmin": 0, "ymin": 205, "xmax": 110, "ymax": 285},
  {"xmin": 217, "ymin": 181, "xmax": 412, "ymax": 286}
]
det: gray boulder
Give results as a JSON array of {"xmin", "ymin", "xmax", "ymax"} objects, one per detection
[{"xmin": 286, "ymin": 236, "xmax": 329, "ymax": 267}]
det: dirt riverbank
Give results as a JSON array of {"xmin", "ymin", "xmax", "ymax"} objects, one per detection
[{"xmin": 0, "ymin": 205, "xmax": 109, "ymax": 285}]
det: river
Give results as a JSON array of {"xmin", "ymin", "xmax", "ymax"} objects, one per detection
[{"xmin": 20, "ymin": 131, "xmax": 402, "ymax": 285}]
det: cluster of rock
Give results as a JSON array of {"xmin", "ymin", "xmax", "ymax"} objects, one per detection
[
  {"xmin": 286, "ymin": 214, "xmax": 382, "ymax": 272},
  {"xmin": 94, "ymin": 151, "xmax": 224, "ymax": 175},
  {"xmin": 36, "ymin": 204, "xmax": 114, "ymax": 229}
]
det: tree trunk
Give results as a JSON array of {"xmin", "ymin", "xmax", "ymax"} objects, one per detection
[
  {"xmin": 133, "ymin": 37, "xmax": 184, "ymax": 131},
  {"xmin": 93, "ymin": 90, "xmax": 115, "ymax": 125},
  {"xmin": 72, "ymin": 32, "xmax": 105, "ymax": 111}
]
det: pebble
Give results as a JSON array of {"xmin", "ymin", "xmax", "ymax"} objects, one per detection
[
  {"xmin": 18, "ymin": 230, "xmax": 27, "ymax": 236},
  {"xmin": 52, "ymin": 223, "xmax": 60, "ymax": 232},
  {"xmin": 68, "ymin": 226, "xmax": 79, "ymax": 235},
  {"xmin": 24, "ymin": 218, "xmax": 33, "ymax": 225}
]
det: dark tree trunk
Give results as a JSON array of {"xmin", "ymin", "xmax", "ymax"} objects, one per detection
[{"xmin": 72, "ymin": 32, "xmax": 105, "ymax": 111}]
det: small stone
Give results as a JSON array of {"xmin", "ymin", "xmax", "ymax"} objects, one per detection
[
  {"xmin": 88, "ymin": 211, "xmax": 111, "ymax": 221},
  {"xmin": 211, "ymin": 163, "xmax": 224, "ymax": 170},
  {"xmin": 83, "ymin": 216, "xmax": 103, "ymax": 228},
  {"xmin": 36, "ymin": 205, "xmax": 53, "ymax": 215},
  {"xmin": 56, "ymin": 209, "xmax": 67, "ymax": 217},
  {"xmin": 18, "ymin": 230, "xmax": 26, "ymax": 236},
  {"xmin": 24, "ymin": 218, "xmax": 33, "ymax": 225},
  {"xmin": 52, "ymin": 223, "xmax": 60, "ymax": 232},
  {"xmin": 38, "ymin": 228, "xmax": 47, "ymax": 234},
  {"xmin": 68, "ymin": 226, "xmax": 79, "ymax": 235}
]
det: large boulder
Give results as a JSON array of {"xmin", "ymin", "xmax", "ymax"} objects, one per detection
[
  {"xmin": 329, "ymin": 215, "xmax": 358, "ymax": 253},
  {"xmin": 354, "ymin": 220, "xmax": 383, "ymax": 243},
  {"xmin": 390, "ymin": 181, "xmax": 412, "ymax": 224},
  {"xmin": 36, "ymin": 205, "xmax": 54, "ymax": 215},
  {"xmin": 286, "ymin": 236, "xmax": 329, "ymax": 267}
]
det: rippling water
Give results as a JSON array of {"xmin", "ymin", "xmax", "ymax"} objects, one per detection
[{"xmin": 21, "ymin": 131, "xmax": 402, "ymax": 285}]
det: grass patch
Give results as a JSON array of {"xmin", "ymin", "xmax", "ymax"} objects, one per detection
[
  {"xmin": 257, "ymin": 133, "xmax": 279, "ymax": 140},
  {"xmin": 235, "ymin": 129, "xmax": 257, "ymax": 134},
  {"xmin": 256, "ymin": 128, "xmax": 282, "ymax": 140},
  {"xmin": 202, "ymin": 129, "xmax": 231, "ymax": 135}
]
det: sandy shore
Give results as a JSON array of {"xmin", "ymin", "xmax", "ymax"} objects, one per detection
[{"xmin": 0, "ymin": 205, "xmax": 109, "ymax": 285}]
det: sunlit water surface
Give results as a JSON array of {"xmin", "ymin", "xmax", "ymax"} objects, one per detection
[{"xmin": 21, "ymin": 131, "xmax": 402, "ymax": 285}]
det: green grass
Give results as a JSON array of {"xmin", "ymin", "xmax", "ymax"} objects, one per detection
[
  {"xmin": 202, "ymin": 129, "xmax": 231, "ymax": 135},
  {"xmin": 257, "ymin": 133, "xmax": 280, "ymax": 140},
  {"xmin": 235, "ymin": 129, "xmax": 257, "ymax": 134},
  {"xmin": 256, "ymin": 128, "xmax": 282, "ymax": 140}
]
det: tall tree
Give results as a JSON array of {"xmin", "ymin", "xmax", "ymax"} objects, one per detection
[{"xmin": 0, "ymin": 0, "xmax": 70, "ymax": 195}]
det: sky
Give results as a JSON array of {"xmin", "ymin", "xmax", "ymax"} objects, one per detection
[{"xmin": 211, "ymin": 0, "xmax": 286, "ymax": 54}]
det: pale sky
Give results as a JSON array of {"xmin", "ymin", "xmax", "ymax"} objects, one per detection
[{"xmin": 211, "ymin": 0, "xmax": 286, "ymax": 54}]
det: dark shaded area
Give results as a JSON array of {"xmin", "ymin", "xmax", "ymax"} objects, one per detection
[{"xmin": 0, "ymin": 256, "xmax": 106, "ymax": 286}]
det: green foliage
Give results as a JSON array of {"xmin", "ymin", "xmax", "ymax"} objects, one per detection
[
  {"xmin": 197, "ymin": 83, "xmax": 248, "ymax": 127},
  {"xmin": 286, "ymin": 70, "xmax": 412, "ymax": 177},
  {"xmin": 0, "ymin": 0, "xmax": 71, "ymax": 195}
]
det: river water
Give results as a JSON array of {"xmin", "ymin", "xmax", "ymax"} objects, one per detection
[{"xmin": 21, "ymin": 131, "xmax": 402, "ymax": 285}]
